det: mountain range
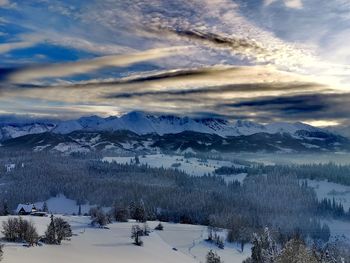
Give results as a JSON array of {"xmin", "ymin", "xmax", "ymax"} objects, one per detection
[{"xmin": 0, "ymin": 111, "xmax": 348, "ymax": 154}]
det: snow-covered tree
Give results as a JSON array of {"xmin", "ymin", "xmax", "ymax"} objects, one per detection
[
  {"xmin": 2, "ymin": 217, "xmax": 38, "ymax": 246},
  {"xmin": 275, "ymin": 238, "xmax": 318, "ymax": 263},
  {"xmin": 55, "ymin": 217, "xmax": 72, "ymax": 244},
  {"xmin": 251, "ymin": 228, "xmax": 279, "ymax": 263},
  {"xmin": 111, "ymin": 204, "xmax": 129, "ymax": 222},
  {"xmin": 132, "ymin": 201, "xmax": 146, "ymax": 223},
  {"xmin": 131, "ymin": 225, "xmax": 143, "ymax": 246},
  {"xmin": 45, "ymin": 215, "xmax": 72, "ymax": 245},
  {"xmin": 206, "ymin": 250, "xmax": 222, "ymax": 263},
  {"xmin": 45, "ymin": 215, "xmax": 57, "ymax": 244},
  {"xmin": 90, "ymin": 207, "xmax": 108, "ymax": 227}
]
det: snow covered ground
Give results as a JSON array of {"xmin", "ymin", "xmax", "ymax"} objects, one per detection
[
  {"xmin": 34, "ymin": 195, "xmax": 104, "ymax": 215},
  {"xmin": 103, "ymin": 154, "xmax": 235, "ymax": 177},
  {"xmin": 0, "ymin": 216, "xmax": 250, "ymax": 263},
  {"xmin": 308, "ymin": 180, "xmax": 350, "ymax": 211},
  {"xmin": 322, "ymin": 219, "xmax": 350, "ymax": 241}
]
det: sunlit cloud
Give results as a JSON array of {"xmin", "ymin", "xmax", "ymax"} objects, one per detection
[
  {"xmin": 5, "ymin": 46, "xmax": 192, "ymax": 83},
  {"xmin": 264, "ymin": 0, "xmax": 303, "ymax": 9},
  {"xmin": 0, "ymin": 0, "xmax": 349, "ymax": 129}
]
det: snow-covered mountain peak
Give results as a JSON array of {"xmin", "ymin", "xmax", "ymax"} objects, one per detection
[{"xmin": 0, "ymin": 111, "xmax": 337, "ymax": 141}]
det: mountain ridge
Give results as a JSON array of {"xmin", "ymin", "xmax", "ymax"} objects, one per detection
[
  {"xmin": 1, "ymin": 111, "xmax": 346, "ymax": 154},
  {"xmin": 50, "ymin": 111, "xmax": 327, "ymax": 138}
]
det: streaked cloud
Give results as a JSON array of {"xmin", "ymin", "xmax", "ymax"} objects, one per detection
[
  {"xmin": 0, "ymin": 0, "xmax": 16, "ymax": 8},
  {"xmin": 0, "ymin": 0, "xmax": 349, "ymax": 128},
  {"xmin": 4, "ymin": 46, "xmax": 191, "ymax": 83}
]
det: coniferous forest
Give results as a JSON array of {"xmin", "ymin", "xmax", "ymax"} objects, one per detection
[{"xmin": 0, "ymin": 149, "xmax": 343, "ymax": 246}]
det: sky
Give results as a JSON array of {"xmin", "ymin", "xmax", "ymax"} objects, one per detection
[{"xmin": 0, "ymin": 0, "xmax": 350, "ymax": 127}]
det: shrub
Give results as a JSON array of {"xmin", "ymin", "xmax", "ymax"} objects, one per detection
[
  {"xmin": 155, "ymin": 223, "xmax": 164, "ymax": 231},
  {"xmin": 90, "ymin": 207, "xmax": 108, "ymax": 227},
  {"xmin": 206, "ymin": 250, "xmax": 222, "ymax": 263},
  {"xmin": 1, "ymin": 217, "xmax": 39, "ymax": 246}
]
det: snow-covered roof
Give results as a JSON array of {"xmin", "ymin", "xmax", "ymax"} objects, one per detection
[{"xmin": 16, "ymin": 204, "xmax": 36, "ymax": 213}]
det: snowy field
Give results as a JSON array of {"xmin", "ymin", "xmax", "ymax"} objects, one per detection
[
  {"xmin": 103, "ymin": 154, "xmax": 235, "ymax": 176},
  {"xmin": 0, "ymin": 216, "xmax": 250, "ymax": 263},
  {"xmin": 308, "ymin": 180, "xmax": 350, "ymax": 211},
  {"xmin": 322, "ymin": 219, "xmax": 350, "ymax": 241},
  {"xmin": 34, "ymin": 195, "xmax": 109, "ymax": 215}
]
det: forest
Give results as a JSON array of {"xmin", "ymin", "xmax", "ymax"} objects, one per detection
[{"xmin": 0, "ymin": 150, "xmax": 340, "ymax": 247}]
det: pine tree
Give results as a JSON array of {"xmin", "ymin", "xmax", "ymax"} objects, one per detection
[
  {"xmin": 251, "ymin": 228, "xmax": 279, "ymax": 263},
  {"xmin": 111, "ymin": 204, "xmax": 129, "ymax": 222},
  {"xmin": 3, "ymin": 203, "xmax": 9, "ymax": 216},
  {"xmin": 42, "ymin": 202, "xmax": 49, "ymax": 213},
  {"xmin": 44, "ymin": 216, "xmax": 72, "ymax": 245},
  {"xmin": 276, "ymin": 238, "xmax": 318, "ymax": 263},
  {"xmin": 54, "ymin": 218, "xmax": 72, "ymax": 244},
  {"xmin": 45, "ymin": 215, "xmax": 57, "ymax": 244},
  {"xmin": 133, "ymin": 201, "xmax": 146, "ymax": 222}
]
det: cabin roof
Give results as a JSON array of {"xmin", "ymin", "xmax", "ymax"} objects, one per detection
[{"xmin": 16, "ymin": 204, "xmax": 36, "ymax": 213}]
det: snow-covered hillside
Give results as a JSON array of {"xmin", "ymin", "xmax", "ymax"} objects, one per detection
[
  {"xmin": 0, "ymin": 123, "xmax": 55, "ymax": 141},
  {"xmin": 1, "ymin": 112, "xmax": 346, "ymax": 154},
  {"xmin": 0, "ymin": 111, "xmax": 331, "ymax": 141},
  {"xmin": 308, "ymin": 179, "xmax": 350, "ymax": 211},
  {"xmin": 0, "ymin": 216, "xmax": 250, "ymax": 263},
  {"xmin": 103, "ymin": 154, "xmax": 236, "ymax": 176}
]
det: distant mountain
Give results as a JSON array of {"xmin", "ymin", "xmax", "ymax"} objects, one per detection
[
  {"xmin": 1, "ymin": 129, "xmax": 348, "ymax": 154},
  {"xmin": 51, "ymin": 111, "xmax": 327, "ymax": 137},
  {"xmin": 328, "ymin": 125, "xmax": 350, "ymax": 139},
  {"xmin": 0, "ymin": 111, "xmax": 348, "ymax": 154},
  {"xmin": 0, "ymin": 122, "xmax": 55, "ymax": 142}
]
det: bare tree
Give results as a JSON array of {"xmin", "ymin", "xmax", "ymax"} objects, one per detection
[
  {"xmin": 131, "ymin": 225, "xmax": 143, "ymax": 246},
  {"xmin": 2, "ymin": 217, "xmax": 38, "ymax": 246}
]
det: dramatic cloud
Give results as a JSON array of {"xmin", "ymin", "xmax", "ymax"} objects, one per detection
[{"xmin": 0, "ymin": 0, "xmax": 349, "ymax": 127}]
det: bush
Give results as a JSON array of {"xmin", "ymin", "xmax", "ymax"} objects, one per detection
[
  {"xmin": 1, "ymin": 217, "xmax": 39, "ymax": 246},
  {"xmin": 90, "ymin": 207, "xmax": 108, "ymax": 227},
  {"xmin": 206, "ymin": 250, "xmax": 222, "ymax": 263},
  {"xmin": 111, "ymin": 205, "xmax": 129, "ymax": 222},
  {"xmin": 155, "ymin": 223, "xmax": 164, "ymax": 231}
]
